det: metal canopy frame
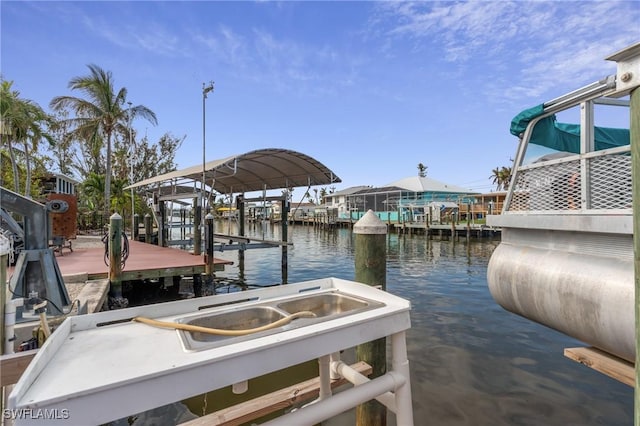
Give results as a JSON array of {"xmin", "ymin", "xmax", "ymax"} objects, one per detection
[{"xmin": 126, "ymin": 148, "xmax": 341, "ymax": 195}]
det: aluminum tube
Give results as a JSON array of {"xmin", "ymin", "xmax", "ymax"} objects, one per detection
[
  {"xmin": 488, "ymin": 243, "xmax": 634, "ymax": 362},
  {"xmin": 331, "ymin": 360, "xmax": 396, "ymax": 412},
  {"xmin": 261, "ymin": 372, "xmax": 404, "ymax": 426}
]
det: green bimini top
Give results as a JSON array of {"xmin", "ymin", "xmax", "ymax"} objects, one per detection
[{"xmin": 510, "ymin": 104, "xmax": 630, "ymax": 154}]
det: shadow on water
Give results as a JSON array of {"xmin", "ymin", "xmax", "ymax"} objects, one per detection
[{"xmin": 108, "ymin": 222, "xmax": 632, "ymax": 426}]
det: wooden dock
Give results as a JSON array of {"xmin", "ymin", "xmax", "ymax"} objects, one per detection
[
  {"xmin": 393, "ymin": 222, "xmax": 499, "ymax": 238},
  {"xmin": 54, "ymin": 240, "xmax": 232, "ymax": 281}
]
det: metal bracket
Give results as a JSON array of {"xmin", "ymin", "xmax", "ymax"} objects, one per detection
[{"xmin": 606, "ymin": 42, "xmax": 640, "ymax": 96}]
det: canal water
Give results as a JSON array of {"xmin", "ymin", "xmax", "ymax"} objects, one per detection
[{"xmin": 114, "ymin": 221, "xmax": 633, "ymax": 425}]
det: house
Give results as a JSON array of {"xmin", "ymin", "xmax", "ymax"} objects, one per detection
[
  {"xmin": 288, "ymin": 202, "xmax": 316, "ymax": 220},
  {"xmin": 339, "ymin": 176, "xmax": 478, "ymax": 223},
  {"xmin": 322, "ymin": 185, "xmax": 371, "ymax": 219}
]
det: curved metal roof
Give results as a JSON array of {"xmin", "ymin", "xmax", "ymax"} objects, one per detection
[{"xmin": 126, "ymin": 148, "xmax": 341, "ymax": 194}]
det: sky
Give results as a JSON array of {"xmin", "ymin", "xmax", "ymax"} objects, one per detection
[{"xmin": 1, "ymin": 1, "xmax": 639, "ymax": 196}]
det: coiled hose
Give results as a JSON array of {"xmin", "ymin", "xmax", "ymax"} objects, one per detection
[
  {"xmin": 102, "ymin": 230, "xmax": 130, "ymax": 268},
  {"xmin": 133, "ymin": 310, "xmax": 316, "ymax": 336}
]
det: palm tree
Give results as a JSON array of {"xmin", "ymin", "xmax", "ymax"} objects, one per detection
[
  {"xmin": 50, "ymin": 64, "xmax": 157, "ymax": 215},
  {"xmin": 82, "ymin": 172, "xmax": 106, "ymax": 211},
  {"xmin": 110, "ymin": 177, "xmax": 131, "ymax": 216},
  {"xmin": 1, "ymin": 79, "xmax": 53, "ymax": 195},
  {"xmin": 490, "ymin": 166, "xmax": 512, "ymax": 191}
]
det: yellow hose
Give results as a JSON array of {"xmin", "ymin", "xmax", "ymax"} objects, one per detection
[{"xmin": 133, "ymin": 311, "xmax": 316, "ymax": 336}]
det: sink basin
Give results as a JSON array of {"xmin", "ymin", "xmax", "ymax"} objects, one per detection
[
  {"xmin": 176, "ymin": 291, "xmax": 385, "ymax": 351},
  {"xmin": 182, "ymin": 306, "xmax": 286, "ymax": 343},
  {"xmin": 277, "ymin": 293, "xmax": 372, "ymax": 318}
]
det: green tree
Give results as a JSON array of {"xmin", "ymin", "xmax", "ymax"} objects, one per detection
[
  {"xmin": 81, "ymin": 172, "xmax": 105, "ymax": 212},
  {"xmin": 491, "ymin": 166, "xmax": 512, "ymax": 191},
  {"xmin": 50, "ymin": 64, "xmax": 157, "ymax": 215},
  {"xmin": 0, "ymin": 79, "xmax": 53, "ymax": 195},
  {"xmin": 110, "ymin": 177, "xmax": 131, "ymax": 215},
  {"xmin": 48, "ymin": 110, "xmax": 76, "ymax": 177},
  {"xmin": 319, "ymin": 187, "xmax": 328, "ymax": 204}
]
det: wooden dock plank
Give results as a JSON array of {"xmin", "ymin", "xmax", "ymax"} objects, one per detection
[
  {"xmin": 53, "ymin": 240, "xmax": 232, "ymax": 280},
  {"xmin": 564, "ymin": 346, "xmax": 634, "ymax": 387},
  {"xmin": 181, "ymin": 361, "xmax": 372, "ymax": 426},
  {"xmin": 1, "ymin": 350, "xmax": 37, "ymax": 387}
]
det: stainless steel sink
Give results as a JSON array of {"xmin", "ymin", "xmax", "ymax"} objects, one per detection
[
  {"xmin": 182, "ymin": 306, "xmax": 286, "ymax": 343},
  {"xmin": 176, "ymin": 291, "xmax": 385, "ymax": 351},
  {"xmin": 277, "ymin": 293, "xmax": 372, "ymax": 317}
]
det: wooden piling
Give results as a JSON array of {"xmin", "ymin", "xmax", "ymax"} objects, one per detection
[
  {"xmin": 193, "ymin": 198, "xmax": 202, "ymax": 256},
  {"xmin": 466, "ymin": 203, "xmax": 471, "ymax": 239},
  {"xmin": 205, "ymin": 213, "xmax": 215, "ymax": 276},
  {"xmin": 353, "ymin": 209, "xmax": 387, "ymax": 426},
  {"xmin": 158, "ymin": 201, "xmax": 167, "ymax": 247},
  {"xmin": 133, "ymin": 213, "xmax": 140, "ymax": 241},
  {"xmin": 144, "ymin": 213, "xmax": 152, "ymax": 244},
  {"xmin": 108, "ymin": 213, "xmax": 123, "ymax": 298}
]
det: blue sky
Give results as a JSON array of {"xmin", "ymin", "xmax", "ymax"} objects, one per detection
[{"xmin": 2, "ymin": 1, "xmax": 639, "ymax": 195}]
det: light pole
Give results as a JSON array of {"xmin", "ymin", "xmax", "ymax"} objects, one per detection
[
  {"xmin": 202, "ymin": 81, "xmax": 214, "ymax": 211},
  {"xmin": 128, "ymin": 101, "xmax": 134, "ymax": 235}
]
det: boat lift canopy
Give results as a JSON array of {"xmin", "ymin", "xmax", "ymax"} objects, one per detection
[{"xmin": 126, "ymin": 148, "xmax": 341, "ymax": 195}]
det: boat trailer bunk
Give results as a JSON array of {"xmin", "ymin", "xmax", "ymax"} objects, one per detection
[{"xmin": 487, "ymin": 42, "xmax": 639, "ymax": 384}]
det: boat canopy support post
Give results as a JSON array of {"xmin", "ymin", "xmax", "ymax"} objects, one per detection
[{"xmin": 281, "ymin": 194, "xmax": 289, "ymax": 284}]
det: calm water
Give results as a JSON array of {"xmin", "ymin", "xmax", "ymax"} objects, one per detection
[{"xmin": 115, "ymin": 221, "xmax": 633, "ymax": 425}]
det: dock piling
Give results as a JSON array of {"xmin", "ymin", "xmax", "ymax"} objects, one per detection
[
  {"xmin": 205, "ymin": 213, "xmax": 215, "ymax": 276},
  {"xmin": 193, "ymin": 198, "xmax": 202, "ymax": 256},
  {"xmin": 144, "ymin": 213, "xmax": 152, "ymax": 244},
  {"xmin": 133, "ymin": 213, "xmax": 140, "ymax": 241},
  {"xmin": 353, "ymin": 210, "xmax": 387, "ymax": 426},
  {"xmin": 108, "ymin": 213, "xmax": 123, "ymax": 300}
]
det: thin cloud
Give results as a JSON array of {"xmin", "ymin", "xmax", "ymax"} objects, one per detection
[
  {"xmin": 77, "ymin": 8, "xmax": 186, "ymax": 57},
  {"xmin": 193, "ymin": 24, "xmax": 357, "ymax": 96},
  {"xmin": 371, "ymin": 1, "xmax": 640, "ymax": 104}
]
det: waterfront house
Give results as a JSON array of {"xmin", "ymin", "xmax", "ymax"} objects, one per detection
[{"xmin": 328, "ymin": 176, "xmax": 478, "ymax": 223}]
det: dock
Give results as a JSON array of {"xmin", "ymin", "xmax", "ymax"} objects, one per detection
[{"xmin": 54, "ymin": 239, "xmax": 232, "ymax": 281}]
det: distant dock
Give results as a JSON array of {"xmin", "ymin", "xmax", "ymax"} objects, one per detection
[{"xmin": 282, "ymin": 217, "xmax": 499, "ymax": 238}]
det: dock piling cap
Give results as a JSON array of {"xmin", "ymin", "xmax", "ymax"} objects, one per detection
[{"xmin": 354, "ymin": 210, "xmax": 387, "ymax": 235}]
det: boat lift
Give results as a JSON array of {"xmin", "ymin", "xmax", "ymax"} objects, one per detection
[
  {"xmin": 0, "ymin": 187, "xmax": 71, "ymax": 316},
  {"xmin": 487, "ymin": 43, "xmax": 639, "ymax": 382}
]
